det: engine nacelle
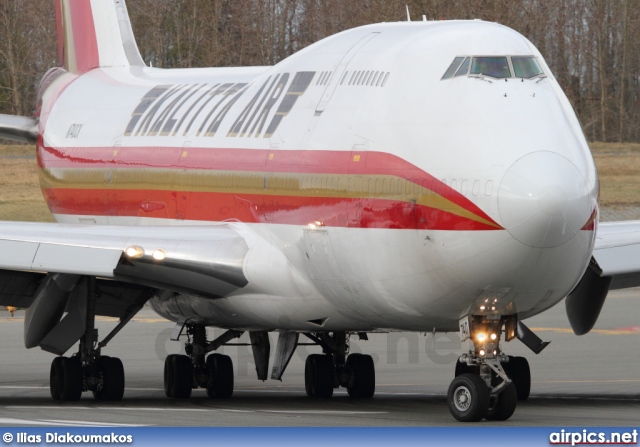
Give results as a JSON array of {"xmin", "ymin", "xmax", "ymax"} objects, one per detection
[{"xmin": 565, "ymin": 259, "xmax": 611, "ymax": 336}]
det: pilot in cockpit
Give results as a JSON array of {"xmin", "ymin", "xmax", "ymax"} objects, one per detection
[{"xmin": 470, "ymin": 57, "xmax": 510, "ymax": 78}]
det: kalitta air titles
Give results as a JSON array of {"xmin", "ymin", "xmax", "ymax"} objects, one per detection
[{"xmin": 124, "ymin": 71, "xmax": 315, "ymax": 139}]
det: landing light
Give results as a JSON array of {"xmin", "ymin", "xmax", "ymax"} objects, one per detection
[
  {"xmin": 490, "ymin": 333, "xmax": 497, "ymax": 341},
  {"xmin": 125, "ymin": 245, "xmax": 144, "ymax": 259},
  {"xmin": 476, "ymin": 333, "xmax": 486, "ymax": 342},
  {"xmin": 152, "ymin": 249, "xmax": 167, "ymax": 261},
  {"xmin": 479, "ymin": 349, "xmax": 486, "ymax": 356},
  {"xmin": 307, "ymin": 221, "xmax": 324, "ymax": 230}
]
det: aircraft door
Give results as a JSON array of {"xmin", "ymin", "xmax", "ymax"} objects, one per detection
[
  {"xmin": 176, "ymin": 141, "xmax": 191, "ymax": 220},
  {"xmin": 315, "ymin": 32, "xmax": 380, "ymax": 114},
  {"xmin": 346, "ymin": 147, "xmax": 367, "ymax": 227},
  {"xmin": 104, "ymin": 142, "xmax": 120, "ymax": 223}
]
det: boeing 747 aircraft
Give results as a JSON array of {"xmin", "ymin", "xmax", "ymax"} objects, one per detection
[{"xmin": 0, "ymin": 0, "xmax": 637, "ymax": 422}]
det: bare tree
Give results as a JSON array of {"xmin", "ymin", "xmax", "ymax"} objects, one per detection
[
  {"xmin": 0, "ymin": 0, "xmax": 639, "ymax": 143},
  {"xmin": 0, "ymin": 0, "xmax": 55, "ymax": 115}
]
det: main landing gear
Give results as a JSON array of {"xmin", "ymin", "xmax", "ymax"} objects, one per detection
[
  {"xmin": 49, "ymin": 277, "xmax": 126, "ymax": 401},
  {"xmin": 50, "ymin": 355, "xmax": 125, "ymax": 402},
  {"xmin": 448, "ymin": 315, "xmax": 532, "ymax": 422},
  {"xmin": 303, "ymin": 332, "xmax": 375, "ymax": 398},
  {"xmin": 164, "ymin": 324, "xmax": 242, "ymax": 399}
]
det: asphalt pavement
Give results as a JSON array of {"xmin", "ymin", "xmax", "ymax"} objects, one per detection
[{"xmin": 0, "ymin": 288, "xmax": 637, "ymax": 426}]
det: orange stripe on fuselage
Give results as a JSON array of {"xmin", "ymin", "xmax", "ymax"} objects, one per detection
[{"xmin": 38, "ymin": 144, "xmax": 503, "ymax": 230}]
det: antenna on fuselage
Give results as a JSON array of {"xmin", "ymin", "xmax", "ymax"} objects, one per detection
[{"xmin": 405, "ymin": 5, "xmax": 411, "ymax": 21}]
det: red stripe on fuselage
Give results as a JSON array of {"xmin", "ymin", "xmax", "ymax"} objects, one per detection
[
  {"xmin": 581, "ymin": 208, "xmax": 597, "ymax": 231},
  {"xmin": 38, "ymin": 144, "xmax": 501, "ymax": 228},
  {"xmin": 42, "ymin": 188, "xmax": 501, "ymax": 231}
]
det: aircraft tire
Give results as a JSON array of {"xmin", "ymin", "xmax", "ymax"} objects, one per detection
[
  {"xmin": 165, "ymin": 354, "xmax": 192, "ymax": 399},
  {"xmin": 205, "ymin": 354, "xmax": 234, "ymax": 398},
  {"xmin": 304, "ymin": 355, "xmax": 313, "ymax": 397},
  {"xmin": 49, "ymin": 357, "xmax": 64, "ymax": 400},
  {"xmin": 346, "ymin": 353, "xmax": 375, "ymax": 398},
  {"xmin": 304, "ymin": 354, "xmax": 334, "ymax": 398},
  {"xmin": 93, "ymin": 356, "xmax": 125, "ymax": 401},
  {"xmin": 447, "ymin": 373, "xmax": 489, "ymax": 422},
  {"xmin": 485, "ymin": 382, "xmax": 517, "ymax": 421},
  {"xmin": 506, "ymin": 356, "xmax": 531, "ymax": 401},
  {"xmin": 163, "ymin": 354, "xmax": 177, "ymax": 398},
  {"xmin": 59, "ymin": 357, "xmax": 83, "ymax": 401}
]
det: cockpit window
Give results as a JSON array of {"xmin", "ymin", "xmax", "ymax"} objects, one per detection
[
  {"xmin": 442, "ymin": 57, "xmax": 471, "ymax": 79},
  {"xmin": 470, "ymin": 57, "xmax": 511, "ymax": 78},
  {"xmin": 511, "ymin": 56, "xmax": 543, "ymax": 78},
  {"xmin": 454, "ymin": 57, "xmax": 470, "ymax": 77},
  {"xmin": 442, "ymin": 57, "xmax": 465, "ymax": 79},
  {"xmin": 442, "ymin": 55, "xmax": 545, "ymax": 80}
]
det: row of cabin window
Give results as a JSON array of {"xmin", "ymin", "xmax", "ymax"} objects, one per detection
[
  {"xmin": 194, "ymin": 173, "xmax": 493, "ymax": 198},
  {"xmin": 315, "ymin": 70, "xmax": 390, "ymax": 88},
  {"xmin": 340, "ymin": 70, "xmax": 391, "ymax": 87},
  {"xmin": 316, "ymin": 71, "xmax": 332, "ymax": 86}
]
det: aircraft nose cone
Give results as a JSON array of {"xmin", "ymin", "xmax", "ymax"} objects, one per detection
[{"xmin": 498, "ymin": 151, "xmax": 591, "ymax": 248}]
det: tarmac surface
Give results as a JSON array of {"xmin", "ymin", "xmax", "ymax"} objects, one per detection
[{"xmin": 0, "ymin": 289, "xmax": 637, "ymax": 427}]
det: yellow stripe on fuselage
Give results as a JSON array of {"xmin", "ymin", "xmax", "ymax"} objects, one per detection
[{"xmin": 40, "ymin": 167, "xmax": 501, "ymax": 229}]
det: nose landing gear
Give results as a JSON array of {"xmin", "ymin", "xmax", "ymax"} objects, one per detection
[{"xmin": 448, "ymin": 315, "xmax": 526, "ymax": 422}]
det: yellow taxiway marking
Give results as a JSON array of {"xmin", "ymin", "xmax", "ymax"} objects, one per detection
[
  {"xmin": 536, "ymin": 379, "xmax": 640, "ymax": 384},
  {"xmin": 0, "ymin": 316, "xmax": 170, "ymax": 323},
  {"xmin": 531, "ymin": 327, "xmax": 640, "ymax": 335},
  {"xmin": 1, "ymin": 319, "xmax": 638, "ymax": 332},
  {"xmin": 92, "ymin": 316, "xmax": 170, "ymax": 323},
  {"xmin": 6, "ymin": 405, "xmax": 387, "ymax": 415}
]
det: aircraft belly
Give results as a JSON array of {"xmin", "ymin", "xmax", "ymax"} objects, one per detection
[{"xmin": 63, "ymin": 218, "xmax": 596, "ymax": 332}]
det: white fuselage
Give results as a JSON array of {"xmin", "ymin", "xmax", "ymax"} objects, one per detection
[{"xmin": 37, "ymin": 20, "xmax": 598, "ymax": 332}]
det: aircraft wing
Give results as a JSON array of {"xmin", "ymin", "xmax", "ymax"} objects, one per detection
[
  {"xmin": 0, "ymin": 114, "xmax": 37, "ymax": 143},
  {"xmin": 593, "ymin": 220, "xmax": 640, "ymax": 289},
  {"xmin": 0, "ymin": 221, "xmax": 250, "ymax": 301}
]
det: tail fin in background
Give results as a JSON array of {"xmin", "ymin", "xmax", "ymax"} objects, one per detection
[{"xmin": 54, "ymin": 0, "xmax": 145, "ymax": 72}]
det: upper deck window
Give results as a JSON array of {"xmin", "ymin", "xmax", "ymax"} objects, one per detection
[
  {"xmin": 470, "ymin": 57, "xmax": 510, "ymax": 78},
  {"xmin": 442, "ymin": 55, "xmax": 545, "ymax": 80}
]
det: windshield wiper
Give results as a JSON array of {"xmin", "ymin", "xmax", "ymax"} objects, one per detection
[
  {"xmin": 526, "ymin": 73, "xmax": 547, "ymax": 82},
  {"xmin": 468, "ymin": 73, "xmax": 493, "ymax": 84}
]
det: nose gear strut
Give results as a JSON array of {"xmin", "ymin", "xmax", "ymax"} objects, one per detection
[{"xmin": 448, "ymin": 314, "xmax": 524, "ymax": 422}]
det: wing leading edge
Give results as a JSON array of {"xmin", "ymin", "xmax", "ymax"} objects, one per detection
[
  {"xmin": 563, "ymin": 220, "xmax": 640, "ymax": 336},
  {"xmin": 593, "ymin": 220, "xmax": 640, "ymax": 289},
  {"xmin": 0, "ymin": 221, "xmax": 249, "ymax": 299},
  {"xmin": 0, "ymin": 114, "xmax": 37, "ymax": 144},
  {"xmin": 0, "ymin": 221, "xmax": 252, "ymax": 354}
]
